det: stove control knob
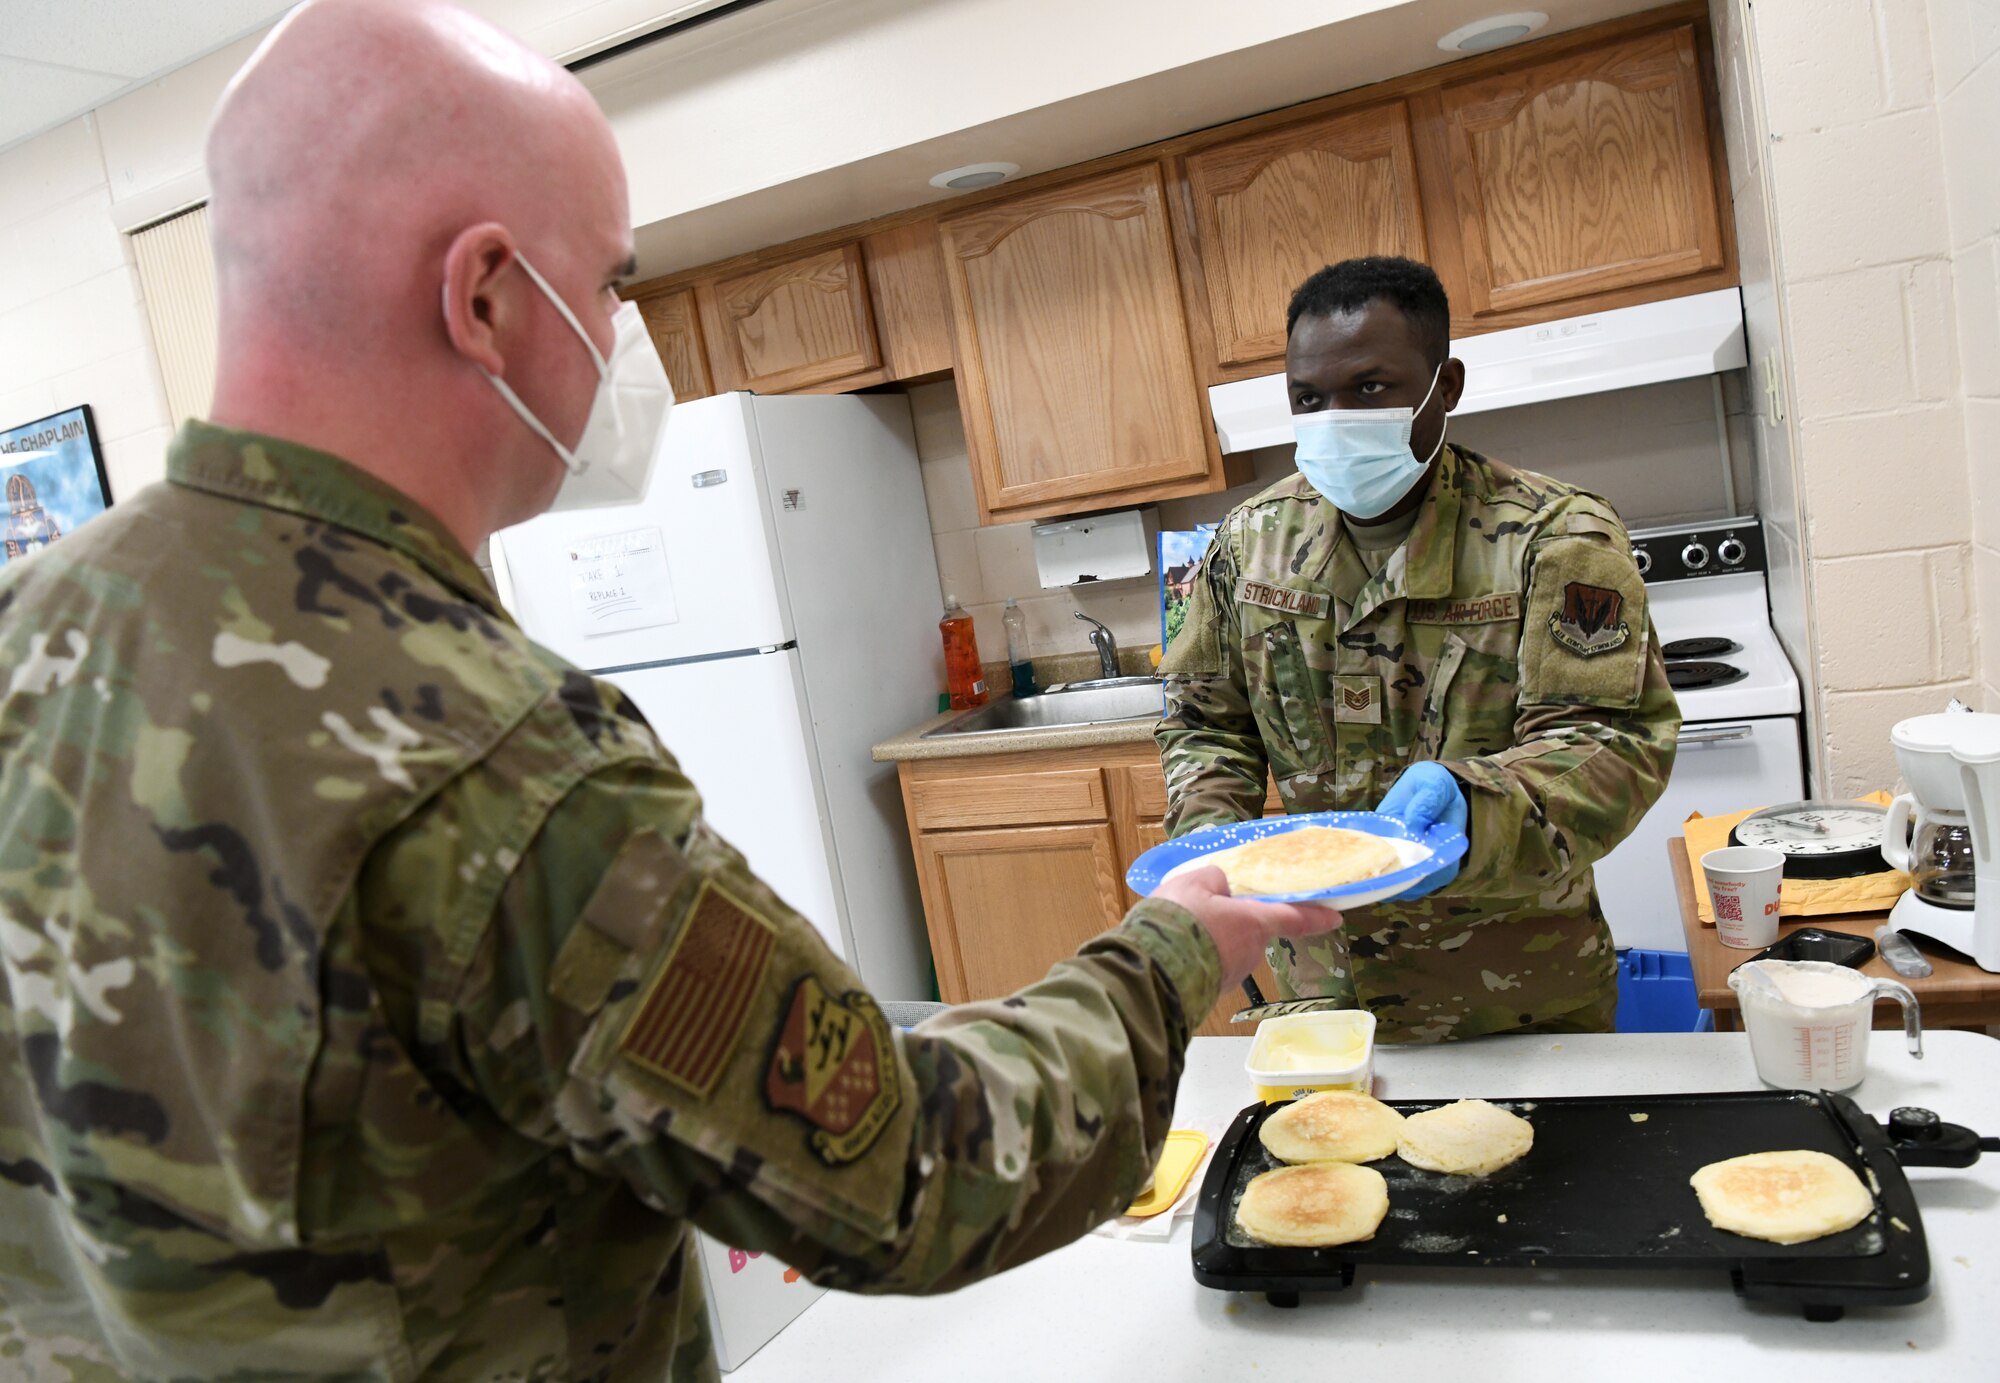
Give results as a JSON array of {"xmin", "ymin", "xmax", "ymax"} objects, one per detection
[
  {"xmin": 1631, "ymin": 546, "xmax": 1652, "ymax": 576},
  {"xmin": 1681, "ymin": 541, "xmax": 1711, "ymax": 571},
  {"xmin": 1889, "ymin": 1107, "xmax": 1942, "ymax": 1143},
  {"xmin": 1717, "ymin": 537, "xmax": 1747, "ymax": 567}
]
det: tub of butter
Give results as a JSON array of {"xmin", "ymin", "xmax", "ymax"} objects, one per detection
[{"xmin": 1244, "ymin": 1008, "xmax": 1375, "ymax": 1102}]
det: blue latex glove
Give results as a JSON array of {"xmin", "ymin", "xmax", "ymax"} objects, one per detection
[{"xmin": 1375, "ymin": 762, "xmax": 1468, "ymax": 901}]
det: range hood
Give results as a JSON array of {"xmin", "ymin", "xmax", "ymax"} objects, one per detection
[{"xmin": 1207, "ymin": 288, "xmax": 1748, "ymax": 454}]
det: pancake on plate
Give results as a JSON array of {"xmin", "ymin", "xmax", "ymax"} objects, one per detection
[
  {"xmin": 1235, "ymin": 1162, "xmax": 1389, "ymax": 1247},
  {"xmin": 1689, "ymin": 1150, "xmax": 1873, "ymax": 1245},
  {"xmin": 1199, "ymin": 826, "xmax": 1404, "ymax": 896},
  {"xmin": 1396, "ymin": 1099, "xmax": 1534, "ymax": 1176},
  {"xmin": 1259, "ymin": 1090, "xmax": 1404, "ymax": 1165}
]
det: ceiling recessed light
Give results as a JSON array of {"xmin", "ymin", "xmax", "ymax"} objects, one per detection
[
  {"xmin": 1438, "ymin": 12, "xmax": 1549, "ymax": 53},
  {"xmin": 929, "ymin": 161, "xmax": 1020, "ymax": 191}
]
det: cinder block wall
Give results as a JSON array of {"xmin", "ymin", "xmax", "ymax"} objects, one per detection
[
  {"xmin": 1715, "ymin": 0, "xmax": 1993, "ymax": 793},
  {"xmin": 1928, "ymin": 3, "xmax": 2000, "ymax": 715}
]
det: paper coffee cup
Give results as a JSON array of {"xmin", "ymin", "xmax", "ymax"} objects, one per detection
[{"xmin": 1702, "ymin": 845, "xmax": 1785, "ymax": 948}]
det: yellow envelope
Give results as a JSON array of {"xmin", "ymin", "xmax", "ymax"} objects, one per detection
[{"xmin": 1684, "ymin": 792, "xmax": 1911, "ymax": 924}]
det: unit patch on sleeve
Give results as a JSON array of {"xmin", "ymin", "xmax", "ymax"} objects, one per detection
[
  {"xmin": 1235, "ymin": 578, "xmax": 1331, "ymax": 620},
  {"xmin": 764, "ymin": 976, "xmax": 900, "ymax": 1166},
  {"xmin": 617, "ymin": 880, "xmax": 776, "ymax": 1098},
  {"xmin": 1547, "ymin": 582, "xmax": 1631, "ymax": 658}
]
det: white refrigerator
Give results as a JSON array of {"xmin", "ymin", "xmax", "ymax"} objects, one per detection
[{"xmin": 490, "ymin": 391, "xmax": 943, "ymax": 1000}]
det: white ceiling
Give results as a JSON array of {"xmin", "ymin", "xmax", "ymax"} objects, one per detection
[
  {"xmin": 0, "ymin": 0, "xmax": 295, "ymax": 153},
  {"xmin": 0, "ymin": 0, "xmax": 749, "ymax": 157}
]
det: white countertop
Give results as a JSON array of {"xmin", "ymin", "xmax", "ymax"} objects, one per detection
[{"xmin": 729, "ymin": 1032, "xmax": 2000, "ymax": 1382}]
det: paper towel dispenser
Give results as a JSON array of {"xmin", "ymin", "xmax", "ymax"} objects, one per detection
[{"xmin": 1031, "ymin": 509, "xmax": 1158, "ymax": 588}]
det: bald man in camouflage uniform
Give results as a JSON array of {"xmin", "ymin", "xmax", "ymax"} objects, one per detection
[
  {"xmin": 1159, "ymin": 259, "xmax": 1679, "ymax": 1042},
  {"xmin": 0, "ymin": 4, "xmax": 1334, "ymax": 1379}
]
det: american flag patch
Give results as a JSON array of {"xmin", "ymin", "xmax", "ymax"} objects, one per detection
[{"xmin": 618, "ymin": 881, "xmax": 776, "ymax": 1098}]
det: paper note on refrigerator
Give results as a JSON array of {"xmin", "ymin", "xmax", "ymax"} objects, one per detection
[{"xmin": 566, "ymin": 526, "xmax": 680, "ymax": 636}]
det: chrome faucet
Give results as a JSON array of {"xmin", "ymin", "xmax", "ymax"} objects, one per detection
[{"xmin": 1075, "ymin": 612, "xmax": 1119, "ymax": 679}]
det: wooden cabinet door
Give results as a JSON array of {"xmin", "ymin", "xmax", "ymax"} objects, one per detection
[
  {"xmin": 939, "ymin": 163, "xmax": 1217, "ymax": 520},
  {"xmin": 862, "ymin": 219, "xmax": 955, "ymax": 381},
  {"xmin": 1182, "ymin": 100, "xmax": 1428, "ymax": 376},
  {"xmin": 917, "ymin": 823, "xmax": 1126, "ymax": 1002},
  {"xmin": 709, "ymin": 242, "xmax": 882, "ymax": 392},
  {"xmin": 1436, "ymin": 24, "xmax": 1726, "ymax": 320},
  {"xmin": 635, "ymin": 288, "xmax": 713, "ymax": 402}
]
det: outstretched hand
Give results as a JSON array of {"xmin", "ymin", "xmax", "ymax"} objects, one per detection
[
  {"xmin": 1152, "ymin": 866, "xmax": 1341, "ymax": 989},
  {"xmin": 1375, "ymin": 761, "xmax": 1467, "ymax": 900}
]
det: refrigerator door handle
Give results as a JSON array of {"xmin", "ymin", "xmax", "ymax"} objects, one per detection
[{"xmin": 594, "ymin": 641, "xmax": 800, "ymax": 677}]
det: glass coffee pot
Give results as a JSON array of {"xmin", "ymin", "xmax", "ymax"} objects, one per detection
[{"xmin": 1884, "ymin": 807, "xmax": 1975, "ymax": 908}]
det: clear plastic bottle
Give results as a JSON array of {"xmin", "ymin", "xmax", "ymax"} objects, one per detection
[
  {"xmin": 939, "ymin": 595, "xmax": 988, "ymax": 710},
  {"xmin": 1003, "ymin": 598, "xmax": 1038, "ymax": 698}
]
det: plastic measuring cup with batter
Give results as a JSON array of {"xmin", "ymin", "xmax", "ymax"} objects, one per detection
[{"xmin": 1728, "ymin": 959, "xmax": 1923, "ymax": 1091}]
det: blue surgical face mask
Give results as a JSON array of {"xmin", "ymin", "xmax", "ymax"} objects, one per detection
[{"xmin": 1292, "ymin": 365, "xmax": 1446, "ymax": 519}]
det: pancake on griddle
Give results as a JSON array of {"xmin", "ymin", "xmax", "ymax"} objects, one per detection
[
  {"xmin": 1234, "ymin": 1162, "xmax": 1389, "ymax": 1247},
  {"xmin": 1200, "ymin": 826, "xmax": 1403, "ymax": 896},
  {"xmin": 1259, "ymin": 1090, "xmax": 1404, "ymax": 1165},
  {"xmin": 1395, "ymin": 1099, "xmax": 1534, "ymax": 1176},
  {"xmin": 1689, "ymin": 1150, "xmax": 1873, "ymax": 1245}
]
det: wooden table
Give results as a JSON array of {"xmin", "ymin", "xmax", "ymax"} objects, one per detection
[{"xmin": 1669, "ymin": 836, "xmax": 2000, "ymax": 1030}]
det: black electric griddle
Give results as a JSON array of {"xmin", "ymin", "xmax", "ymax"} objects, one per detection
[{"xmin": 1193, "ymin": 1091, "xmax": 1994, "ymax": 1320}]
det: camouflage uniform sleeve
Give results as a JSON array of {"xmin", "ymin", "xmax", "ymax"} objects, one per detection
[
  {"xmin": 1441, "ymin": 504, "xmax": 1680, "ymax": 897},
  {"xmin": 453, "ymin": 755, "xmax": 1222, "ymax": 1294},
  {"xmin": 1156, "ymin": 536, "xmax": 1267, "ymax": 836}
]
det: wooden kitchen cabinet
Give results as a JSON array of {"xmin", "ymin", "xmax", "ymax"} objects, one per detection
[
  {"xmin": 637, "ymin": 228, "xmax": 950, "ymax": 397},
  {"xmin": 635, "ymin": 288, "xmax": 714, "ymax": 402},
  {"xmin": 1426, "ymin": 22, "xmax": 1731, "ymax": 326},
  {"xmin": 938, "ymin": 162, "xmax": 1234, "ymax": 522},
  {"xmin": 703, "ymin": 242, "xmax": 883, "ymax": 394},
  {"xmin": 916, "ymin": 822, "xmax": 1128, "ymax": 1001},
  {"xmin": 621, "ymin": 3, "xmax": 1733, "ymax": 495},
  {"xmin": 1179, "ymin": 100, "xmax": 1430, "ymax": 379},
  {"xmin": 901, "ymin": 742, "xmax": 1286, "ymax": 1037},
  {"xmin": 861, "ymin": 219, "xmax": 956, "ymax": 381}
]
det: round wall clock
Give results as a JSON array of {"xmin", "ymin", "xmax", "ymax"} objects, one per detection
[{"xmin": 1728, "ymin": 800, "xmax": 1890, "ymax": 879}]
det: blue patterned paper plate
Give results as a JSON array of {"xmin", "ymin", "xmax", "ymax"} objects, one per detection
[{"xmin": 1123, "ymin": 811, "xmax": 1468, "ymax": 907}]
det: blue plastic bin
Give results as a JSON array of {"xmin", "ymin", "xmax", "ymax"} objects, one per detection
[{"xmin": 1614, "ymin": 948, "xmax": 1715, "ymax": 1033}]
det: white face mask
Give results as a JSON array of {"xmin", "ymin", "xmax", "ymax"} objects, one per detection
[
  {"xmin": 1291, "ymin": 364, "xmax": 1446, "ymax": 519},
  {"xmin": 467, "ymin": 253, "xmax": 675, "ymax": 510}
]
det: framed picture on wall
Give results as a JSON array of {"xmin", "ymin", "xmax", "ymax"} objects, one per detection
[
  {"xmin": 1159, "ymin": 524, "xmax": 1218, "ymax": 651},
  {"xmin": 1, "ymin": 404, "xmax": 112, "ymax": 565}
]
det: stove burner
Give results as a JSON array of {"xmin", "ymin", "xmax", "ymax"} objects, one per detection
[
  {"xmin": 1663, "ymin": 636, "xmax": 1741, "ymax": 660},
  {"xmin": 1667, "ymin": 660, "xmax": 1747, "ymax": 691}
]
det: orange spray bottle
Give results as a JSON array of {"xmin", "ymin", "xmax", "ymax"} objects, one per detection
[{"xmin": 940, "ymin": 595, "xmax": 988, "ymax": 710}]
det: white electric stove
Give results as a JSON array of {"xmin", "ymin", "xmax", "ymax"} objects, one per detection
[{"xmin": 1590, "ymin": 517, "xmax": 1806, "ymax": 951}]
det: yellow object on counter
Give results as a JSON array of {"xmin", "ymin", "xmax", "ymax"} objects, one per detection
[
  {"xmin": 1245, "ymin": 1009, "xmax": 1375, "ymax": 1103},
  {"xmin": 1684, "ymin": 792, "xmax": 1911, "ymax": 924},
  {"xmin": 1126, "ymin": 1130, "xmax": 1209, "ymax": 1217},
  {"xmin": 1256, "ymin": 1023, "xmax": 1367, "ymax": 1071}
]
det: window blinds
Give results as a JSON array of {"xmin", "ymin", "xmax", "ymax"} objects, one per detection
[{"xmin": 130, "ymin": 205, "xmax": 218, "ymax": 429}]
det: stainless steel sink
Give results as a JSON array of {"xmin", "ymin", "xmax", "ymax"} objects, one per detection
[{"xmin": 922, "ymin": 676, "xmax": 1165, "ymax": 738}]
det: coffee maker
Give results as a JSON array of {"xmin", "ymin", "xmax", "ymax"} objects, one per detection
[{"xmin": 1883, "ymin": 712, "xmax": 2000, "ymax": 972}]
